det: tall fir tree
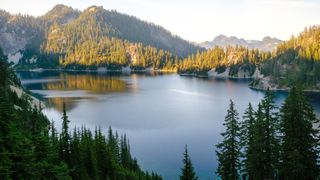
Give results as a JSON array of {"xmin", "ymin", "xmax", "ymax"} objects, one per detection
[
  {"xmin": 240, "ymin": 103, "xmax": 255, "ymax": 178},
  {"xmin": 260, "ymin": 89, "xmax": 280, "ymax": 179},
  {"xmin": 279, "ymin": 86, "xmax": 320, "ymax": 179},
  {"xmin": 246, "ymin": 103, "xmax": 268, "ymax": 179},
  {"xmin": 244, "ymin": 90, "xmax": 280, "ymax": 179},
  {"xmin": 60, "ymin": 103, "xmax": 70, "ymax": 164},
  {"xmin": 216, "ymin": 100, "xmax": 241, "ymax": 180},
  {"xmin": 180, "ymin": 145, "xmax": 197, "ymax": 180}
]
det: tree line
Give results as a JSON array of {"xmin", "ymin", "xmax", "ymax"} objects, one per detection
[
  {"xmin": 1, "ymin": 47, "xmax": 198, "ymax": 179},
  {"xmin": 215, "ymin": 88, "xmax": 319, "ymax": 179},
  {"xmin": 0, "ymin": 48, "xmax": 162, "ymax": 179},
  {"xmin": 260, "ymin": 25, "xmax": 320, "ymax": 90},
  {"xmin": 179, "ymin": 87, "xmax": 320, "ymax": 180},
  {"xmin": 178, "ymin": 46, "xmax": 271, "ymax": 76}
]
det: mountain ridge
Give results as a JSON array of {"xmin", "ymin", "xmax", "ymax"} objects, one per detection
[
  {"xmin": 199, "ymin": 35, "xmax": 282, "ymax": 51},
  {"xmin": 0, "ymin": 4, "xmax": 203, "ymax": 59}
]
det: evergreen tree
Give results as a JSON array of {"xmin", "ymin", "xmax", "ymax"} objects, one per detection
[
  {"xmin": 216, "ymin": 100, "xmax": 241, "ymax": 180},
  {"xmin": 240, "ymin": 103, "xmax": 255, "ymax": 178},
  {"xmin": 0, "ymin": 48, "xmax": 9, "ymax": 93},
  {"xmin": 244, "ymin": 90, "xmax": 280, "ymax": 179},
  {"xmin": 279, "ymin": 87, "xmax": 320, "ymax": 179},
  {"xmin": 180, "ymin": 145, "xmax": 197, "ymax": 180},
  {"xmin": 60, "ymin": 103, "xmax": 70, "ymax": 164},
  {"xmin": 245, "ymin": 103, "xmax": 267, "ymax": 179},
  {"xmin": 0, "ymin": 48, "xmax": 162, "ymax": 179},
  {"xmin": 260, "ymin": 89, "xmax": 280, "ymax": 179},
  {"xmin": 94, "ymin": 127, "xmax": 111, "ymax": 179}
]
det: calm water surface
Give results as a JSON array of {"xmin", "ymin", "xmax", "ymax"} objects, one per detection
[{"xmin": 17, "ymin": 71, "xmax": 320, "ymax": 180}]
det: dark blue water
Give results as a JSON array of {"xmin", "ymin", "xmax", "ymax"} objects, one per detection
[{"xmin": 17, "ymin": 71, "xmax": 320, "ymax": 180}]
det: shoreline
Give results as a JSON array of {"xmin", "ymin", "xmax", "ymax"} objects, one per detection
[
  {"xmin": 16, "ymin": 68, "xmax": 320, "ymax": 93},
  {"xmin": 15, "ymin": 68, "xmax": 177, "ymax": 73},
  {"xmin": 249, "ymin": 85, "xmax": 320, "ymax": 93}
]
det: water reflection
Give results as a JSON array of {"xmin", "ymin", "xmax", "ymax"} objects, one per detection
[
  {"xmin": 46, "ymin": 97, "xmax": 91, "ymax": 112},
  {"xmin": 20, "ymin": 72, "xmax": 130, "ymax": 112},
  {"xmin": 43, "ymin": 74, "xmax": 128, "ymax": 93}
]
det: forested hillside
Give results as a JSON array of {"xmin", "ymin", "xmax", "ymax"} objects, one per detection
[
  {"xmin": 252, "ymin": 25, "xmax": 320, "ymax": 90},
  {"xmin": 178, "ymin": 46, "xmax": 271, "ymax": 77},
  {"xmin": 178, "ymin": 25, "xmax": 320, "ymax": 91},
  {"xmin": 0, "ymin": 48, "xmax": 162, "ymax": 179},
  {"xmin": 0, "ymin": 4, "xmax": 201, "ymax": 70}
]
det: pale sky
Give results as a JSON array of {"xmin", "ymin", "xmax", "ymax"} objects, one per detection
[{"xmin": 1, "ymin": 0, "xmax": 319, "ymax": 42}]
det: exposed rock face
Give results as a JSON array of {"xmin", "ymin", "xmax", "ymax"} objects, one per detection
[
  {"xmin": 208, "ymin": 68, "xmax": 230, "ymax": 78},
  {"xmin": 7, "ymin": 51, "xmax": 22, "ymax": 64},
  {"xmin": 0, "ymin": 28, "xmax": 28, "ymax": 55},
  {"xmin": 200, "ymin": 35, "xmax": 282, "ymax": 52},
  {"xmin": 0, "ymin": 10, "xmax": 43, "ymax": 66},
  {"xmin": 10, "ymin": 85, "xmax": 45, "ymax": 109},
  {"xmin": 208, "ymin": 67, "xmax": 256, "ymax": 79},
  {"xmin": 251, "ymin": 75, "xmax": 320, "ymax": 92},
  {"xmin": 252, "ymin": 68, "xmax": 264, "ymax": 79}
]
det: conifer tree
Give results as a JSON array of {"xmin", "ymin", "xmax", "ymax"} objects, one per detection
[
  {"xmin": 180, "ymin": 145, "xmax": 197, "ymax": 180},
  {"xmin": 94, "ymin": 127, "xmax": 110, "ymax": 179},
  {"xmin": 246, "ymin": 103, "xmax": 268, "ymax": 179},
  {"xmin": 216, "ymin": 100, "xmax": 241, "ymax": 180},
  {"xmin": 244, "ymin": 90, "xmax": 280, "ymax": 179},
  {"xmin": 279, "ymin": 87, "xmax": 320, "ymax": 179},
  {"xmin": 240, "ymin": 103, "xmax": 255, "ymax": 178},
  {"xmin": 60, "ymin": 103, "xmax": 70, "ymax": 163},
  {"xmin": 260, "ymin": 89, "xmax": 280, "ymax": 179},
  {"xmin": 0, "ymin": 48, "xmax": 162, "ymax": 180}
]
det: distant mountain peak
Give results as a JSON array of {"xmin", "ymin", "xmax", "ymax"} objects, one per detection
[
  {"xmin": 200, "ymin": 35, "xmax": 282, "ymax": 51},
  {"xmin": 51, "ymin": 4, "xmax": 73, "ymax": 11},
  {"xmin": 214, "ymin": 34, "xmax": 227, "ymax": 40},
  {"xmin": 43, "ymin": 4, "xmax": 79, "ymax": 24},
  {"xmin": 262, "ymin": 36, "xmax": 272, "ymax": 41},
  {"xmin": 46, "ymin": 4, "xmax": 75, "ymax": 16},
  {"xmin": 85, "ymin": 5, "xmax": 104, "ymax": 13}
]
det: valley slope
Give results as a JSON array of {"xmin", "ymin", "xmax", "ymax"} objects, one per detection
[
  {"xmin": 181, "ymin": 26, "xmax": 320, "ymax": 91},
  {"xmin": 0, "ymin": 4, "xmax": 202, "ymax": 70}
]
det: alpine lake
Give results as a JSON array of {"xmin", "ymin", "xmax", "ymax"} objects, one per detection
[{"xmin": 17, "ymin": 70, "xmax": 320, "ymax": 180}]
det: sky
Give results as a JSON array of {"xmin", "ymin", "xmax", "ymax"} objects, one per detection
[{"xmin": 1, "ymin": 0, "xmax": 319, "ymax": 42}]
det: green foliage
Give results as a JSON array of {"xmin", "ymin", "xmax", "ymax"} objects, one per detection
[
  {"xmin": 0, "ymin": 48, "xmax": 162, "ymax": 180},
  {"xmin": 260, "ymin": 26, "xmax": 320, "ymax": 89},
  {"xmin": 178, "ymin": 46, "xmax": 270, "ymax": 76},
  {"xmin": 1, "ymin": 5, "xmax": 202, "ymax": 70},
  {"xmin": 217, "ymin": 88, "xmax": 320, "ymax": 179},
  {"xmin": 180, "ymin": 145, "xmax": 198, "ymax": 180},
  {"xmin": 239, "ymin": 103, "xmax": 255, "ymax": 176},
  {"xmin": 279, "ymin": 87, "xmax": 320, "ymax": 179},
  {"xmin": 216, "ymin": 100, "xmax": 241, "ymax": 180},
  {"xmin": 0, "ymin": 49, "xmax": 70, "ymax": 179},
  {"xmin": 235, "ymin": 90, "xmax": 280, "ymax": 179}
]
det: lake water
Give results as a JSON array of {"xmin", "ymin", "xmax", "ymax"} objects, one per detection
[{"xmin": 17, "ymin": 71, "xmax": 320, "ymax": 180}]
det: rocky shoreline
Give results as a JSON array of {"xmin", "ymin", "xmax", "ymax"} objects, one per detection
[{"xmin": 249, "ymin": 76, "xmax": 320, "ymax": 93}]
